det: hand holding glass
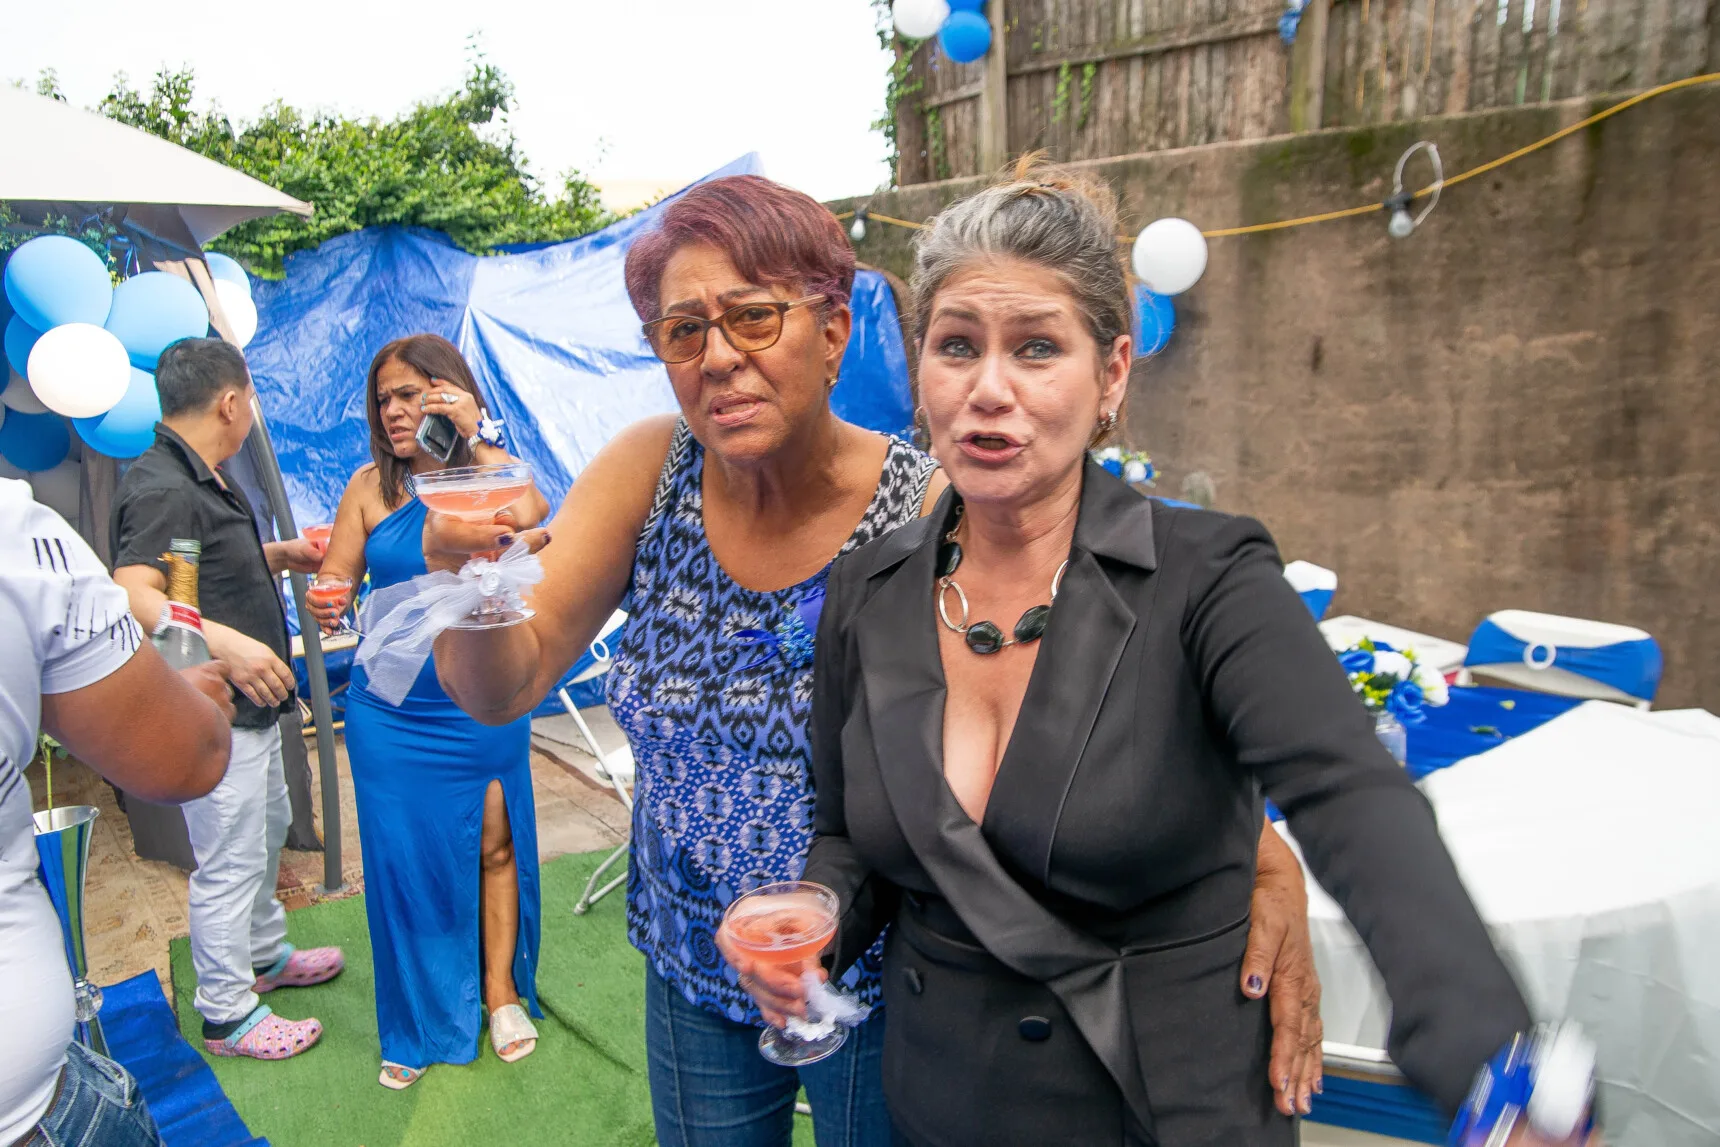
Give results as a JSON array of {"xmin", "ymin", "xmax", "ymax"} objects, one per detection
[
  {"xmin": 720, "ymin": 881, "xmax": 848, "ymax": 1066},
  {"xmin": 301, "ymin": 522, "xmax": 334, "ymax": 556},
  {"xmin": 307, "ymin": 574, "xmax": 353, "ymax": 634},
  {"xmin": 414, "ymin": 461, "xmax": 536, "ymax": 629}
]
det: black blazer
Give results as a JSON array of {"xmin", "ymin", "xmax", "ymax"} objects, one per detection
[{"xmin": 804, "ymin": 462, "xmax": 1531, "ymax": 1147}]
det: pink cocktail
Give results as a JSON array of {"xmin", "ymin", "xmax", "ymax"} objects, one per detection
[
  {"xmin": 416, "ymin": 481, "xmax": 531, "ymax": 523},
  {"xmin": 306, "ymin": 575, "xmax": 352, "ymax": 611},
  {"xmin": 414, "ymin": 461, "xmax": 537, "ymax": 630},
  {"xmin": 301, "ymin": 523, "xmax": 334, "ymax": 553},
  {"xmin": 722, "ymin": 881, "xmax": 846, "ymax": 1066}
]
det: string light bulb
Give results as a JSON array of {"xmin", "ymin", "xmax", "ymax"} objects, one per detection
[
  {"xmin": 1384, "ymin": 141, "xmax": 1443, "ymax": 239},
  {"xmin": 850, "ymin": 207, "xmax": 869, "ymax": 243}
]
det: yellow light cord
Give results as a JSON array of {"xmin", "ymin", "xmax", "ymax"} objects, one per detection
[{"xmin": 833, "ymin": 74, "xmax": 1720, "ymax": 242}]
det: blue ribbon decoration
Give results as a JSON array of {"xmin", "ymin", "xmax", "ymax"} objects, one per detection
[
  {"xmin": 1465, "ymin": 618, "xmax": 1662, "ymax": 701},
  {"xmin": 732, "ymin": 583, "xmax": 827, "ymax": 673}
]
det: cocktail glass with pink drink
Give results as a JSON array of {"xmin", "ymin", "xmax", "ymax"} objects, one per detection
[
  {"xmin": 722, "ymin": 881, "xmax": 845, "ymax": 1066},
  {"xmin": 414, "ymin": 461, "xmax": 536, "ymax": 630}
]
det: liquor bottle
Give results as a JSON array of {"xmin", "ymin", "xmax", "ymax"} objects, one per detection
[{"xmin": 153, "ymin": 538, "xmax": 212, "ymax": 669}]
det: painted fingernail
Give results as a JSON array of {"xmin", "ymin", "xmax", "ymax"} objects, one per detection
[
  {"xmin": 1314, "ymin": 1081, "xmax": 1324, "ymax": 1095},
  {"xmin": 542, "ymin": 533, "xmax": 552, "ymax": 545},
  {"xmin": 1279, "ymin": 1076, "xmax": 1290, "ymax": 1093},
  {"xmin": 496, "ymin": 535, "xmax": 514, "ymax": 547},
  {"xmin": 1246, "ymin": 974, "xmax": 1264, "ymax": 993}
]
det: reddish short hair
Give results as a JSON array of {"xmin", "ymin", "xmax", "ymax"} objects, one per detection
[{"xmin": 624, "ymin": 175, "xmax": 855, "ymax": 322}]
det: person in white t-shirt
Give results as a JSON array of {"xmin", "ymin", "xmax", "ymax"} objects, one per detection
[{"xmin": 0, "ymin": 478, "xmax": 232, "ymax": 1147}]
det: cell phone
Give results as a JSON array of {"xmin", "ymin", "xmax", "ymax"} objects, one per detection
[{"xmin": 415, "ymin": 412, "xmax": 461, "ymax": 463}]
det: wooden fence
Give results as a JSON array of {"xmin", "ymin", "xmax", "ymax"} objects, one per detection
[{"xmin": 891, "ymin": 0, "xmax": 1717, "ymax": 185}]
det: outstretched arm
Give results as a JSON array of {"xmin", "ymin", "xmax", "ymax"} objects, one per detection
[
  {"xmin": 430, "ymin": 415, "xmax": 674, "ymax": 724},
  {"xmin": 1183, "ymin": 512, "xmax": 1530, "ymax": 1116}
]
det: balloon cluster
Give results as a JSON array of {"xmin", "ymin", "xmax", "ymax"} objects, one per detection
[
  {"xmin": 894, "ymin": 0, "xmax": 993, "ymax": 65},
  {"xmin": 0, "ymin": 238, "xmax": 257, "ymax": 480}
]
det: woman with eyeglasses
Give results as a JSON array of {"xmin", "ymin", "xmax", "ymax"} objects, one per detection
[
  {"xmin": 736, "ymin": 161, "xmax": 1599, "ymax": 1147},
  {"xmin": 425, "ymin": 175, "xmax": 1325, "ymax": 1145}
]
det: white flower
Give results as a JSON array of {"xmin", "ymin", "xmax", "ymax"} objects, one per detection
[
  {"xmin": 1094, "ymin": 446, "xmax": 1122, "ymax": 462},
  {"xmin": 1411, "ymin": 661, "xmax": 1450, "ymax": 706},
  {"xmin": 1371, "ymin": 651, "xmax": 1413, "ymax": 681},
  {"xmin": 1123, "ymin": 459, "xmax": 1149, "ymax": 484}
]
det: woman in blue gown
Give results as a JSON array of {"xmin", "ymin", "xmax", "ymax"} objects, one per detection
[{"xmin": 311, "ymin": 334, "xmax": 551, "ymax": 1089}]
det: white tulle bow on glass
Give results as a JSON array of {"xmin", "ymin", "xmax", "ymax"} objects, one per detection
[{"xmin": 355, "ymin": 543, "xmax": 544, "ymax": 706}]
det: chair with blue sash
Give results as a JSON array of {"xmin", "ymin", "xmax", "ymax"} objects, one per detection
[
  {"xmin": 1457, "ymin": 609, "xmax": 1662, "ymax": 709},
  {"xmin": 544, "ymin": 609, "xmax": 634, "ymax": 916},
  {"xmin": 1283, "ymin": 560, "xmax": 1338, "ymax": 621}
]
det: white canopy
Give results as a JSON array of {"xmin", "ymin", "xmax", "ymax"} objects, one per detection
[{"xmin": 0, "ymin": 86, "xmax": 311, "ymax": 245}]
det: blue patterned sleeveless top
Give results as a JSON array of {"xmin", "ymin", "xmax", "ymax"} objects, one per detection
[{"xmin": 607, "ymin": 419, "xmax": 937, "ymax": 1022}]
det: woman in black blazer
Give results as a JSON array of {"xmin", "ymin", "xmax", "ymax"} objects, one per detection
[{"xmin": 729, "ymin": 160, "xmax": 1596, "ymax": 1147}]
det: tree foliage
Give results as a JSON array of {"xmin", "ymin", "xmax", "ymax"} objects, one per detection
[{"xmin": 89, "ymin": 53, "xmax": 613, "ymax": 277}]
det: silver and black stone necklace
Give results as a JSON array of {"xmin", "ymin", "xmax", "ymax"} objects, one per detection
[{"xmin": 935, "ymin": 505, "xmax": 1069, "ymax": 655}]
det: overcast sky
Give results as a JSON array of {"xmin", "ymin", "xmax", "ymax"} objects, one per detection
[{"xmin": 2, "ymin": 0, "xmax": 896, "ymax": 204}]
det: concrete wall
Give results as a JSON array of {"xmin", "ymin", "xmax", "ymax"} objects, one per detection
[{"xmin": 832, "ymin": 85, "xmax": 1720, "ymax": 710}]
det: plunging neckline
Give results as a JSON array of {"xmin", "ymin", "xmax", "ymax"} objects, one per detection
[{"xmin": 922, "ymin": 512, "xmax": 1061, "ymax": 834}]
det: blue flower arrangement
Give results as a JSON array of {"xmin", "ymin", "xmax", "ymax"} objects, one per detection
[
  {"xmin": 1338, "ymin": 638, "xmax": 1449, "ymax": 726},
  {"xmin": 1091, "ymin": 446, "xmax": 1156, "ymax": 487}
]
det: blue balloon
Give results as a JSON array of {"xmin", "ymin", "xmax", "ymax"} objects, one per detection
[
  {"xmin": 4, "ymin": 316, "xmax": 43, "ymax": 378},
  {"xmin": 103, "ymin": 272, "xmax": 210, "ymax": 371},
  {"xmin": 0, "ymin": 409, "xmax": 71, "ymax": 472},
  {"xmin": 1133, "ymin": 286, "xmax": 1177, "ymax": 356},
  {"xmin": 939, "ymin": 10, "xmax": 992, "ymax": 62},
  {"xmin": 73, "ymin": 368, "xmax": 161, "ymax": 459},
  {"xmin": 203, "ymin": 252, "xmax": 252, "ymax": 296},
  {"xmin": 3, "ymin": 236, "xmax": 113, "ymax": 332},
  {"xmin": 948, "ymin": 0, "xmax": 986, "ymax": 9}
]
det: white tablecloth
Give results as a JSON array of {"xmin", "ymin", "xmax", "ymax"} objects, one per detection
[{"xmin": 1280, "ymin": 702, "xmax": 1720, "ymax": 1146}]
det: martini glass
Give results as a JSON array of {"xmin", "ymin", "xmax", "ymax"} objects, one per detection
[
  {"xmin": 414, "ymin": 461, "xmax": 536, "ymax": 630},
  {"xmin": 307, "ymin": 574, "xmax": 354, "ymax": 633},
  {"xmin": 301, "ymin": 522, "xmax": 334, "ymax": 555},
  {"xmin": 722, "ymin": 881, "xmax": 844, "ymax": 1066}
]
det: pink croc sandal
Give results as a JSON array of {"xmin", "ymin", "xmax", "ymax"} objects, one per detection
[
  {"xmin": 254, "ymin": 944, "xmax": 345, "ymax": 992},
  {"xmin": 205, "ymin": 1005, "xmax": 323, "ymax": 1060}
]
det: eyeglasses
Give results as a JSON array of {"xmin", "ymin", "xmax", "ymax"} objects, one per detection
[{"xmin": 642, "ymin": 295, "xmax": 827, "ymax": 365}]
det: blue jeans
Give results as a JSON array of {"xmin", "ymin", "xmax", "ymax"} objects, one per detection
[
  {"xmin": 22, "ymin": 1041, "xmax": 163, "ymax": 1147},
  {"xmin": 645, "ymin": 966, "xmax": 895, "ymax": 1147}
]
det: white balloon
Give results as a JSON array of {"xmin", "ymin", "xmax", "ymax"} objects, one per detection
[
  {"xmin": 26, "ymin": 323, "xmax": 131, "ymax": 418},
  {"xmin": 3, "ymin": 369, "xmax": 50, "ymax": 415},
  {"xmin": 1131, "ymin": 218, "xmax": 1209, "ymax": 296},
  {"xmin": 895, "ymin": 0, "xmax": 952, "ymax": 39},
  {"xmin": 30, "ymin": 458, "xmax": 82, "ymax": 523},
  {"xmin": 213, "ymin": 277, "xmax": 259, "ymax": 348}
]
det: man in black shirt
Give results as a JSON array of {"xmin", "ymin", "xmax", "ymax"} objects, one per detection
[{"xmin": 112, "ymin": 338, "xmax": 342, "ymax": 1061}]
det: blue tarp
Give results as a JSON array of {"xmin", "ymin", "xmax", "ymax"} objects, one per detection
[{"xmin": 246, "ymin": 154, "xmax": 916, "ymax": 525}]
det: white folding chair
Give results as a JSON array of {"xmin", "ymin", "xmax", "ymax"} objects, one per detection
[
  {"xmin": 557, "ymin": 609, "xmax": 635, "ymax": 916},
  {"xmin": 1456, "ymin": 609, "xmax": 1662, "ymax": 709},
  {"xmin": 1283, "ymin": 560, "xmax": 1338, "ymax": 621}
]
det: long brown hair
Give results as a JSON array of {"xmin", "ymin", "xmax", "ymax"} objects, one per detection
[{"xmin": 365, "ymin": 334, "xmax": 484, "ymax": 509}]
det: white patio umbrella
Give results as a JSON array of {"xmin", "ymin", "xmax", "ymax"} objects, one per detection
[
  {"xmin": 2, "ymin": 88, "xmax": 343, "ymax": 891},
  {"xmin": 0, "ymin": 85, "xmax": 311, "ymax": 242}
]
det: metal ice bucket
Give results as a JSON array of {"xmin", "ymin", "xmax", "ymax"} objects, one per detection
[{"xmin": 33, "ymin": 805, "xmax": 107, "ymax": 1055}]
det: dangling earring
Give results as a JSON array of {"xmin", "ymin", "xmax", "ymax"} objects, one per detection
[
  {"xmin": 1099, "ymin": 410, "xmax": 1118, "ymax": 433},
  {"xmin": 913, "ymin": 405, "xmax": 932, "ymax": 448},
  {"xmin": 827, "ymin": 372, "xmax": 839, "ymax": 389}
]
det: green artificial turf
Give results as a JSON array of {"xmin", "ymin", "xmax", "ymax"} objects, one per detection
[{"xmin": 170, "ymin": 849, "xmax": 814, "ymax": 1147}]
